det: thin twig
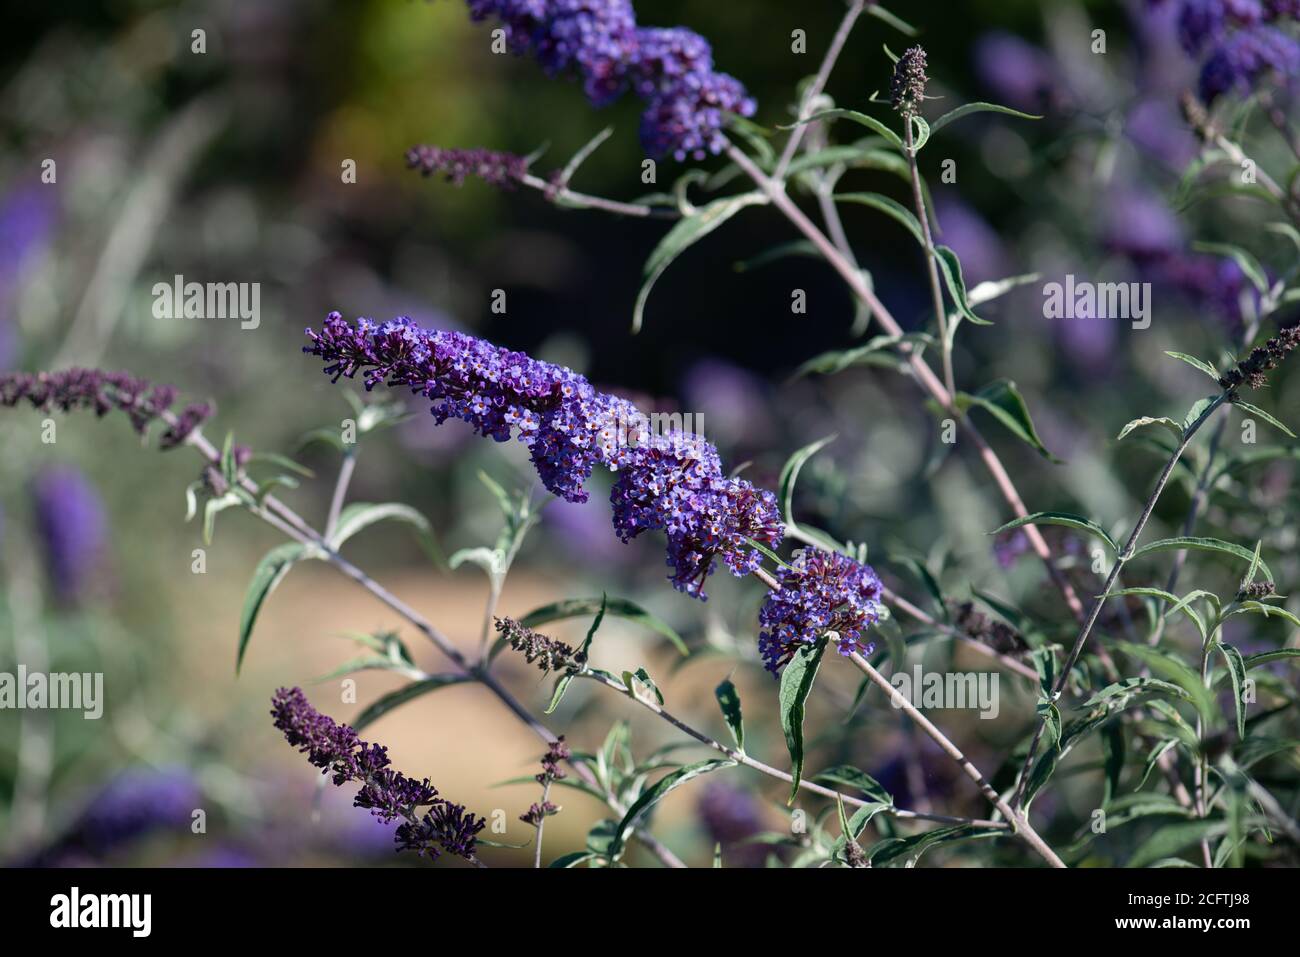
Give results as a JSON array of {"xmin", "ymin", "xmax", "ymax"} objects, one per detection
[
  {"xmin": 726, "ymin": 142, "xmax": 1090, "ymax": 626},
  {"xmin": 575, "ymin": 671, "xmax": 1006, "ymax": 829},
  {"xmin": 773, "ymin": 0, "xmax": 869, "ymax": 181},
  {"xmin": 847, "ymin": 653, "xmax": 1066, "ymax": 867},
  {"xmin": 1010, "ymin": 393, "xmax": 1230, "ymax": 810},
  {"xmin": 903, "ymin": 121, "xmax": 955, "ymax": 396}
]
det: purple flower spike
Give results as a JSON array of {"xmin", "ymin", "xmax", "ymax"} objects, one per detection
[
  {"xmin": 758, "ymin": 547, "xmax": 884, "ymax": 676},
  {"xmin": 271, "ymin": 688, "xmax": 485, "ymax": 861},
  {"xmin": 31, "ymin": 466, "xmax": 108, "ymax": 605},
  {"xmin": 459, "ymin": 2, "xmax": 754, "ymax": 160},
  {"xmin": 304, "ymin": 313, "xmax": 785, "ymax": 598}
]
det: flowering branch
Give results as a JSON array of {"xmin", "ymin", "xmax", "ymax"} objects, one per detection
[{"xmin": 723, "ymin": 142, "xmax": 1092, "ymax": 628}]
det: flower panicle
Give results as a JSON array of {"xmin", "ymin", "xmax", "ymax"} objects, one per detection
[
  {"xmin": 758, "ymin": 547, "xmax": 884, "ymax": 676},
  {"xmin": 0, "ymin": 368, "xmax": 211, "ymax": 449},
  {"xmin": 405, "ymin": 145, "xmax": 530, "ymax": 188},
  {"xmin": 270, "ymin": 687, "xmax": 485, "ymax": 861},
  {"xmin": 1219, "ymin": 323, "xmax": 1300, "ymax": 390},
  {"xmin": 495, "ymin": 617, "xmax": 586, "ymax": 673},
  {"xmin": 305, "ymin": 313, "xmax": 784, "ymax": 599},
  {"xmin": 890, "ymin": 45, "xmax": 929, "ymax": 118},
  {"xmin": 460, "ymin": 1, "xmax": 755, "ymax": 160}
]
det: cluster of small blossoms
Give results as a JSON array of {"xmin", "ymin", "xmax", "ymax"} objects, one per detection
[
  {"xmin": 0, "ymin": 368, "xmax": 211, "ymax": 449},
  {"xmin": 1218, "ymin": 322, "xmax": 1300, "ymax": 389},
  {"xmin": 950, "ymin": 600, "xmax": 1030, "ymax": 656},
  {"xmin": 271, "ymin": 687, "xmax": 485, "ymax": 860},
  {"xmin": 405, "ymin": 145, "xmax": 530, "ymax": 188},
  {"xmin": 520, "ymin": 736, "xmax": 570, "ymax": 826},
  {"xmin": 889, "ymin": 45, "xmax": 930, "ymax": 117},
  {"xmin": 304, "ymin": 313, "xmax": 783, "ymax": 599},
  {"xmin": 1157, "ymin": 0, "xmax": 1300, "ymax": 101},
  {"xmin": 495, "ymin": 616, "xmax": 586, "ymax": 672},
  {"xmin": 460, "ymin": 1, "xmax": 755, "ymax": 159},
  {"xmin": 757, "ymin": 547, "xmax": 885, "ymax": 675}
]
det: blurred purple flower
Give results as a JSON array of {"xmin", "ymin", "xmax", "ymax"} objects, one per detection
[
  {"xmin": 696, "ymin": 780, "xmax": 770, "ymax": 867},
  {"xmin": 972, "ymin": 32, "xmax": 1069, "ymax": 116},
  {"xmin": 932, "ymin": 196, "xmax": 1012, "ymax": 287},
  {"xmin": 31, "ymin": 466, "xmax": 109, "ymax": 605},
  {"xmin": 0, "ymin": 187, "xmax": 57, "ymax": 367},
  {"xmin": 70, "ymin": 766, "xmax": 201, "ymax": 856},
  {"xmin": 1101, "ymin": 190, "xmax": 1185, "ymax": 263},
  {"xmin": 680, "ymin": 359, "xmax": 773, "ymax": 451},
  {"xmin": 461, "ymin": 2, "xmax": 754, "ymax": 159}
]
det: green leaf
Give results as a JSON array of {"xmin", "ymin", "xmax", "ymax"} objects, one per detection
[
  {"xmin": 929, "ymin": 101, "xmax": 1042, "ymax": 135},
  {"xmin": 779, "ymin": 638, "xmax": 828, "ymax": 804},
  {"xmin": 1126, "ymin": 536, "xmax": 1273, "ymax": 582},
  {"xmin": 352, "ymin": 674, "xmax": 473, "ymax": 731},
  {"xmin": 812, "ymin": 766, "xmax": 893, "ymax": 804},
  {"xmin": 296, "ymin": 426, "xmax": 347, "ymax": 454},
  {"xmin": 518, "ymin": 596, "xmax": 687, "ymax": 656},
  {"xmin": 608, "ymin": 759, "xmax": 736, "ymax": 859},
  {"xmin": 327, "ymin": 502, "xmax": 441, "ymax": 562},
  {"xmin": 793, "ymin": 333, "xmax": 936, "ymax": 378},
  {"xmin": 934, "ymin": 245, "xmax": 993, "ymax": 326},
  {"xmin": 1038, "ymin": 697, "xmax": 1062, "ymax": 749},
  {"xmin": 545, "ymin": 673, "xmax": 576, "ymax": 715},
  {"xmin": 956, "ymin": 379, "xmax": 1059, "ymax": 461},
  {"xmin": 1217, "ymin": 641, "xmax": 1248, "ymax": 738},
  {"xmin": 1243, "ymin": 648, "xmax": 1300, "ymax": 670},
  {"xmin": 1182, "ymin": 395, "xmax": 1221, "ymax": 432},
  {"xmin": 833, "ymin": 192, "xmax": 923, "ymax": 243},
  {"xmin": 1129, "ymin": 819, "xmax": 1222, "ymax": 868},
  {"xmin": 1081, "ymin": 677, "xmax": 1192, "ymax": 709},
  {"xmin": 622, "ymin": 667, "xmax": 664, "ymax": 706},
  {"xmin": 1233, "ymin": 399, "xmax": 1296, "ymax": 438},
  {"xmin": 1101, "ymin": 588, "xmax": 1206, "ymax": 638},
  {"xmin": 778, "ymin": 109, "xmax": 903, "ymax": 150},
  {"xmin": 1117, "ymin": 416, "xmax": 1184, "ymax": 442},
  {"xmin": 1164, "ymin": 351, "xmax": 1222, "ymax": 382},
  {"xmin": 870, "ymin": 824, "xmax": 1003, "ymax": 867},
  {"xmin": 632, "ymin": 192, "xmax": 766, "ymax": 333},
  {"xmin": 1116, "ymin": 642, "xmax": 1216, "ymax": 726},
  {"xmin": 908, "ymin": 115, "xmax": 930, "ymax": 153},
  {"xmin": 548, "ymin": 850, "xmax": 595, "ymax": 869},
  {"xmin": 237, "ymin": 543, "xmax": 308, "ymax": 673},
  {"xmin": 1192, "ymin": 241, "xmax": 1269, "ymax": 293},
  {"xmin": 992, "ymin": 511, "xmax": 1117, "ymax": 554},
  {"xmin": 715, "ymin": 678, "xmax": 745, "ymax": 752},
  {"xmin": 866, "ymin": 4, "xmax": 919, "ymax": 37}
]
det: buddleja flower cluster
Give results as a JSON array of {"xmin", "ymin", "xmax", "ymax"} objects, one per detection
[
  {"xmin": 461, "ymin": 1, "xmax": 755, "ymax": 159},
  {"xmin": 0, "ymin": 368, "xmax": 211, "ymax": 449},
  {"xmin": 304, "ymin": 312, "xmax": 782, "ymax": 598},
  {"xmin": 271, "ymin": 687, "xmax": 485, "ymax": 860},
  {"xmin": 757, "ymin": 548, "xmax": 885, "ymax": 675},
  {"xmin": 1159, "ymin": 0, "xmax": 1300, "ymax": 101}
]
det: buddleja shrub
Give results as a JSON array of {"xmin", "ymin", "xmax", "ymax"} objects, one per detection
[{"xmin": 5, "ymin": 0, "xmax": 1300, "ymax": 868}]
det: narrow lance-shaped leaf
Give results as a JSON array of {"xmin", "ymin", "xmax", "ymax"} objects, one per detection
[
  {"xmin": 237, "ymin": 543, "xmax": 308, "ymax": 673},
  {"xmin": 929, "ymin": 101, "xmax": 1043, "ymax": 135},
  {"xmin": 992, "ymin": 511, "xmax": 1117, "ymax": 554},
  {"xmin": 518, "ymin": 595, "xmax": 687, "ymax": 656},
  {"xmin": 632, "ymin": 192, "xmax": 766, "ymax": 333},
  {"xmin": 957, "ymin": 379, "xmax": 1060, "ymax": 461},
  {"xmin": 779, "ymin": 638, "xmax": 828, "ymax": 804},
  {"xmin": 607, "ymin": 759, "xmax": 736, "ymax": 859},
  {"xmin": 1126, "ymin": 537, "xmax": 1273, "ymax": 582},
  {"xmin": 1217, "ymin": 641, "xmax": 1248, "ymax": 738},
  {"xmin": 353, "ymin": 675, "xmax": 474, "ymax": 731},
  {"xmin": 715, "ymin": 678, "xmax": 745, "ymax": 752}
]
